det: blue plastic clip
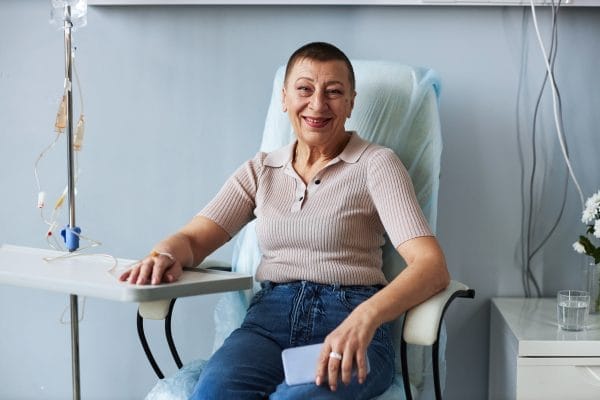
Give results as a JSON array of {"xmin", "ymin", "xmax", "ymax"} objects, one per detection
[{"xmin": 60, "ymin": 225, "xmax": 81, "ymax": 252}]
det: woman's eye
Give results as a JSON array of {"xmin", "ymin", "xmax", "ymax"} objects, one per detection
[
  {"xmin": 327, "ymin": 89, "xmax": 343, "ymax": 96},
  {"xmin": 297, "ymin": 86, "xmax": 312, "ymax": 95}
]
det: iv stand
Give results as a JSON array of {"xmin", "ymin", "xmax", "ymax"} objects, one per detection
[{"xmin": 62, "ymin": 6, "xmax": 82, "ymax": 400}]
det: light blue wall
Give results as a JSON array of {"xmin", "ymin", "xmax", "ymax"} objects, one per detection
[{"xmin": 1, "ymin": 0, "xmax": 599, "ymax": 398}]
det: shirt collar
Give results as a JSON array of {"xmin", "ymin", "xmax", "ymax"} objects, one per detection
[{"xmin": 263, "ymin": 132, "xmax": 370, "ymax": 168}]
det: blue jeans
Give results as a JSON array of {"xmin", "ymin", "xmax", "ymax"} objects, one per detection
[{"xmin": 190, "ymin": 281, "xmax": 395, "ymax": 400}]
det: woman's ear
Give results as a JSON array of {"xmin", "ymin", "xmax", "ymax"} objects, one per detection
[
  {"xmin": 281, "ymin": 87, "xmax": 288, "ymax": 112},
  {"xmin": 348, "ymin": 90, "xmax": 356, "ymax": 118}
]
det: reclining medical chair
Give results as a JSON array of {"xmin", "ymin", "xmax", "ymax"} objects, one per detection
[{"xmin": 138, "ymin": 61, "xmax": 475, "ymax": 400}]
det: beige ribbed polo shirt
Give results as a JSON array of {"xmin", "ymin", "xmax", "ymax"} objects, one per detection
[{"xmin": 200, "ymin": 132, "xmax": 432, "ymax": 286}]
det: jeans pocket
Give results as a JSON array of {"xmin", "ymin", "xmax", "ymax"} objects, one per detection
[
  {"xmin": 338, "ymin": 286, "xmax": 380, "ymax": 311},
  {"xmin": 247, "ymin": 282, "xmax": 273, "ymax": 311}
]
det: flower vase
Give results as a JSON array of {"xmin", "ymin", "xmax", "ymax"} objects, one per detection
[{"xmin": 587, "ymin": 263, "xmax": 600, "ymax": 314}]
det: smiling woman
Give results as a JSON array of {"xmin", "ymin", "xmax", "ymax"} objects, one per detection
[{"xmin": 121, "ymin": 42, "xmax": 449, "ymax": 400}]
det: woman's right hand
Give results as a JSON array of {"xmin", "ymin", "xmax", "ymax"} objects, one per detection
[{"xmin": 119, "ymin": 252, "xmax": 183, "ymax": 285}]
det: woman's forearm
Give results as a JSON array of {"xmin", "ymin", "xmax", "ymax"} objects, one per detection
[
  {"xmin": 152, "ymin": 231, "xmax": 198, "ymax": 268},
  {"xmin": 154, "ymin": 216, "xmax": 231, "ymax": 268},
  {"xmin": 177, "ymin": 215, "xmax": 231, "ymax": 266},
  {"xmin": 361, "ymin": 260, "xmax": 448, "ymax": 328},
  {"xmin": 357, "ymin": 236, "xmax": 450, "ymax": 327},
  {"xmin": 121, "ymin": 215, "xmax": 230, "ymax": 285}
]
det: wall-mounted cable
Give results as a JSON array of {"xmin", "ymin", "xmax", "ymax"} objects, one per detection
[
  {"xmin": 529, "ymin": 0, "xmax": 585, "ymax": 207},
  {"xmin": 517, "ymin": 0, "xmax": 588, "ymax": 297}
]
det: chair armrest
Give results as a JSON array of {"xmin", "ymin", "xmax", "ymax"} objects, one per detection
[
  {"xmin": 138, "ymin": 259, "xmax": 232, "ymax": 320},
  {"xmin": 198, "ymin": 259, "xmax": 232, "ymax": 272},
  {"xmin": 402, "ymin": 280, "xmax": 475, "ymax": 346},
  {"xmin": 139, "ymin": 299, "xmax": 174, "ymax": 321}
]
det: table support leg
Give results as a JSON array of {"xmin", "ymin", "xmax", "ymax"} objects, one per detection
[{"xmin": 70, "ymin": 294, "xmax": 81, "ymax": 400}]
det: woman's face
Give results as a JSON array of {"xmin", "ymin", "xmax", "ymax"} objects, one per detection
[{"xmin": 282, "ymin": 58, "xmax": 355, "ymax": 149}]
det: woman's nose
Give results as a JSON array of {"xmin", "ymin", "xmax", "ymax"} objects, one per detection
[{"xmin": 309, "ymin": 90, "xmax": 327, "ymax": 111}]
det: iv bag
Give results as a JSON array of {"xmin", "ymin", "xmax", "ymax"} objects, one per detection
[{"xmin": 50, "ymin": 0, "xmax": 87, "ymax": 30}]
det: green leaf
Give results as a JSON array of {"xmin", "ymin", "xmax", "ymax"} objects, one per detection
[{"xmin": 579, "ymin": 235, "xmax": 596, "ymax": 255}]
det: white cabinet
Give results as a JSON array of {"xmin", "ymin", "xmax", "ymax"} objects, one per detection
[{"xmin": 489, "ymin": 298, "xmax": 600, "ymax": 400}]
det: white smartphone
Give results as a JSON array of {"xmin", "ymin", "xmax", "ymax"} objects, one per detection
[{"xmin": 281, "ymin": 343, "xmax": 370, "ymax": 386}]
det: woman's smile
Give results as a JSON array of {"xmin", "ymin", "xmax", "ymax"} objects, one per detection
[{"xmin": 303, "ymin": 116, "xmax": 332, "ymax": 129}]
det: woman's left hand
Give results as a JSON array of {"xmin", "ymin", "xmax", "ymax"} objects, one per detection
[{"xmin": 315, "ymin": 305, "xmax": 379, "ymax": 391}]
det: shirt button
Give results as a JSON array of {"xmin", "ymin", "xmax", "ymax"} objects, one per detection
[
  {"xmin": 299, "ymin": 196, "xmax": 304, "ymax": 201},
  {"xmin": 314, "ymin": 179, "xmax": 321, "ymax": 185}
]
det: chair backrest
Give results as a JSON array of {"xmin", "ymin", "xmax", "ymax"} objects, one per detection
[{"xmin": 214, "ymin": 60, "xmax": 443, "ymax": 393}]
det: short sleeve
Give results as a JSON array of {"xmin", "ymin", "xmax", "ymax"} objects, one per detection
[
  {"xmin": 367, "ymin": 148, "xmax": 432, "ymax": 247},
  {"xmin": 198, "ymin": 153, "xmax": 264, "ymax": 237}
]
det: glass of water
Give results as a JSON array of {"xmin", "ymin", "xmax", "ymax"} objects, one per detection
[{"xmin": 557, "ymin": 290, "xmax": 590, "ymax": 331}]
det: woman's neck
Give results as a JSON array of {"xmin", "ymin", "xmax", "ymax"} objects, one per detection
[
  {"xmin": 294, "ymin": 132, "xmax": 351, "ymax": 167},
  {"xmin": 293, "ymin": 132, "xmax": 351, "ymax": 183}
]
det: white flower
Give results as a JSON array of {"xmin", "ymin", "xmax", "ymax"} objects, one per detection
[
  {"xmin": 573, "ymin": 241, "xmax": 586, "ymax": 254},
  {"xmin": 589, "ymin": 190, "xmax": 600, "ymax": 204},
  {"xmin": 594, "ymin": 220, "xmax": 600, "ymax": 239},
  {"xmin": 583, "ymin": 190, "xmax": 600, "ymax": 223},
  {"xmin": 576, "ymin": 190, "xmax": 600, "ymax": 259},
  {"xmin": 582, "ymin": 208, "xmax": 595, "ymax": 224}
]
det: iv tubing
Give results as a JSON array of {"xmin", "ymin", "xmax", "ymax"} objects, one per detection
[{"xmin": 529, "ymin": 0, "xmax": 585, "ymax": 208}]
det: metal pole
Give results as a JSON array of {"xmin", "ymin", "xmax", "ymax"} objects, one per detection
[
  {"xmin": 70, "ymin": 294, "xmax": 81, "ymax": 400},
  {"xmin": 64, "ymin": 7, "xmax": 76, "ymax": 229},
  {"xmin": 64, "ymin": 6, "xmax": 81, "ymax": 400}
]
